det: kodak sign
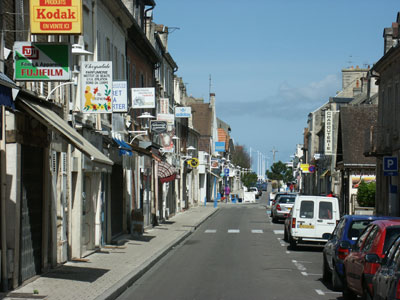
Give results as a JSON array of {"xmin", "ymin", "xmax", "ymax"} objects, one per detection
[{"xmin": 30, "ymin": 0, "xmax": 82, "ymax": 34}]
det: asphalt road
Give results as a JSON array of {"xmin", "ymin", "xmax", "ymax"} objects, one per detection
[{"xmin": 117, "ymin": 192, "xmax": 343, "ymax": 300}]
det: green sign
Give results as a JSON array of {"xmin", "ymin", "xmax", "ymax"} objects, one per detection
[{"xmin": 13, "ymin": 42, "xmax": 71, "ymax": 81}]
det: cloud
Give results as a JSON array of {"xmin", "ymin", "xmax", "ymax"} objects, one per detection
[{"xmin": 218, "ymin": 73, "xmax": 341, "ymax": 120}]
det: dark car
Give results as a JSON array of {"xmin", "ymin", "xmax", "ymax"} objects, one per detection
[
  {"xmin": 322, "ymin": 215, "xmax": 387, "ymax": 291},
  {"xmin": 372, "ymin": 235, "xmax": 400, "ymax": 300},
  {"xmin": 342, "ymin": 219, "xmax": 400, "ymax": 300}
]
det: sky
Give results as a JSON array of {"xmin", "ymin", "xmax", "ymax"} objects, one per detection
[{"xmin": 154, "ymin": 1, "xmax": 400, "ymax": 171}]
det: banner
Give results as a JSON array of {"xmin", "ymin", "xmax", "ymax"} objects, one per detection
[
  {"xmin": 13, "ymin": 42, "xmax": 71, "ymax": 81},
  {"xmin": 81, "ymin": 61, "xmax": 113, "ymax": 113},
  {"xmin": 30, "ymin": 0, "xmax": 82, "ymax": 34},
  {"xmin": 215, "ymin": 141, "xmax": 226, "ymax": 152},
  {"xmin": 112, "ymin": 81, "xmax": 127, "ymax": 112},
  {"xmin": 160, "ymin": 98, "xmax": 169, "ymax": 114},
  {"xmin": 325, "ymin": 110, "xmax": 333, "ymax": 155},
  {"xmin": 132, "ymin": 88, "xmax": 155, "ymax": 108}
]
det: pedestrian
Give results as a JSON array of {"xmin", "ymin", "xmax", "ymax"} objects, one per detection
[
  {"xmin": 225, "ymin": 185, "xmax": 230, "ymax": 202},
  {"xmin": 327, "ymin": 191, "xmax": 333, "ymax": 197}
]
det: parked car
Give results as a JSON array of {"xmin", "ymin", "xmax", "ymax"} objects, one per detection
[
  {"xmin": 285, "ymin": 195, "xmax": 340, "ymax": 249},
  {"xmin": 372, "ymin": 235, "xmax": 400, "ymax": 300},
  {"xmin": 269, "ymin": 192, "xmax": 295, "ymax": 214},
  {"xmin": 271, "ymin": 193, "xmax": 296, "ymax": 223},
  {"xmin": 342, "ymin": 219, "xmax": 400, "ymax": 300},
  {"xmin": 322, "ymin": 215, "xmax": 387, "ymax": 291},
  {"xmin": 249, "ymin": 187, "xmax": 260, "ymax": 199}
]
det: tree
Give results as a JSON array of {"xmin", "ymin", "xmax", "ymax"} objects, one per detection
[
  {"xmin": 231, "ymin": 144, "xmax": 250, "ymax": 169},
  {"xmin": 241, "ymin": 172, "xmax": 258, "ymax": 189},
  {"xmin": 266, "ymin": 161, "xmax": 294, "ymax": 184},
  {"xmin": 357, "ymin": 180, "xmax": 375, "ymax": 207}
]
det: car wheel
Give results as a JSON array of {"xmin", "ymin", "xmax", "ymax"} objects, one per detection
[
  {"xmin": 284, "ymin": 228, "xmax": 288, "ymax": 242},
  {"xmin": 342, "ymin": 274, "xmax": 356, "ymax": 300},
  {"xmin": 289, "ymin": 235, "xmax": 297, "ymax": 250},
  {"xmin": 322, "ymin": 255, "xmax": 331, "ymax": 282},
  {"xmin": 331, "ymin": 264, "xmax": 343, "ymax": 291}
]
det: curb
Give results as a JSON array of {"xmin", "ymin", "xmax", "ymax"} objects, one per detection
[{"xmin": 96, "ymin": 208, "xmax": 219, "ymax": 300}]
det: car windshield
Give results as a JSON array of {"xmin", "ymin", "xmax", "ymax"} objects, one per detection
[
  {"xmin": 347, "ymin": 220, "xmax": 372, "ymax": 240},
  {"xmin": 383, "ymin": 226, "xmax": 400, "ymax": 253},
  {"xmin": 279, "ymin": 196, "xmax": 295, "ymax": 204}
]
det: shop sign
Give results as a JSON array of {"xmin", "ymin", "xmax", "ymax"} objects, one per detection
[
  {"xmin": 30, "ymin": 0, "xmax": 83, "ymax": 35},
  {"xmin": 81, "ymin": 61, "xmax": 113, "ymax": 113},
  {"xmin": 150, "ymin": 121, "xmax": 167, "ymax": 134},
  {"xmin": 13, "ymin": 42, "xmax": 71, "ymax": 81},
  {"xmin": 325, "ymin": 110, "xmax": 333, "ymax": 155},
  {"xmin": 175, "ymin": 106, "xmax": 191, "ymax": 118},
  {"xmin": 160, "ymin": 98, "xmax": 169, "ymax": 114},
  {"xmin": 112, "ymin": 81, "xmax": 127, "ymax": 112},
  {"xmin": 215, "ymin": 141, "xmax": 225, "ymax": 152},
  {"xmin": 132, "ymin": 88, "xmax": 155, "ymax": 108}
]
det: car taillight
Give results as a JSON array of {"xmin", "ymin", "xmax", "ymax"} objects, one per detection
[
  {"xmin": 292, "ymin": 218, "xmax": 296, "ymax": 228},
  {"xmin": 338, "ymin": 247, "xmax": 350, "ymax": 260},
  {"xmin": 396, "ymin": 279, "xmax": 400, "ymax": 299},
  {"xmin": 277, "ymin": 204, "xmax": 281, "ymax": 211}
]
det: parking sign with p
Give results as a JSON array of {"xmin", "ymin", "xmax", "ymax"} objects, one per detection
[{"xmin": 384, "ymin": 156, "xmax": 398, "ymax": 176}]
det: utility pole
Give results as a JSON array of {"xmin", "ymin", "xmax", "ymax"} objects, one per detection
[{"xmin": 271, "ymin": 147, "xmax": 278, "ymax": 163}]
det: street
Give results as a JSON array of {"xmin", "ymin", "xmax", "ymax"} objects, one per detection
[{"xmin": 117, "ymin": 193, "xmax": 342, "ymax": 300}]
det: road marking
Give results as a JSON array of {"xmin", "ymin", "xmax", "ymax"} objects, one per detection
[
  {"xmin": 301, "ymin": 272, "xmax": 322, "ymax": 276},
  {"xmin": 205, "ymin": 229, "xmax": 216, "ymax": 233},
  {"xmin": 273, "ymin": 230, "xmax": 284, "ymax": 235},
  {"xmin": 278, "ymin": 238, "xmax": 286, "ymax": 246},
  {"xmin": 292, "ymin": 260, "xmax": 307, "ymax": 271},
  {"xmin": 228, "ymin": 229, "xmax": 240, "ymax": 233},
  {"xmin": 252, "ymin": 229, "xmax": 263, "ymax": 234},
  {"xmin": 286, "ymin": 250, "xmax": 291, "ymax": 254},
  {"xmin": 315, "ymin": 289, "xmax": 325, "ymax": 295}
]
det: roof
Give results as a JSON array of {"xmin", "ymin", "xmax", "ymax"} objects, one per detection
[
  {"xmin": 190, "ymin": 103, "xmax": 212, "ymax": 136},
  {"xmin": 339, "ymin": 106, "xmax": 377, "ymax": 167}
]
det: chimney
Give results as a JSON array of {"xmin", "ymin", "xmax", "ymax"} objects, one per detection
[
  {"xmin": 210, "ymin": 93, "xmax": 216, "ymax": 108},
  {"xmin": 383, "ymin": 27, "xmax": 394, "ymax": 54}
]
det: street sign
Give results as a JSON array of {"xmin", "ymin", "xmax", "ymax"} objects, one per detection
[
  {"xmin": 188, "ymin": 158, "xmax": 199, "ymax": 168},
  {"xmin": 308, "ymin": 165, "xmax": 315, "ymax": 173},
  {"xmin": 224, "ymin": 168, "xmax": 229, "ymax": 176},
  {"xmin": 384, "ymin": 156, "xmax": 398, "ymax": 176}
]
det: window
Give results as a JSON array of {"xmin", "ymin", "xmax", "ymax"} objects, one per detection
[
  {"xmin": 279, "ymin": 196, "xmax": 295, "ymax": 204},
  {"xmin": 300, "ymin": 201, "xmax": 314, "ymax": 219},
  {"xmin": 347, "ymin": 220, "xmax": 373, "ymax": 241},
  {"xmin": 384, "ymin": 226, "xmax": 400, "ymax": 254},
  {"xmin": 331, "ymin": 218, "xmax": 345, "ymax": 240},
  {"xmin": 354, "ymin": 225, "xmax": 372, "ymax": 251},
  {"xmin": 319, "ymin": 201, "xmax": 333, "ymax": 220},
  {"xmin": 362, "ymin": 225, "xmax": 379, "ymax": 252}
]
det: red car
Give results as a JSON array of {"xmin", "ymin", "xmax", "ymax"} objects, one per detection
[{"xmin": 342, "ymin": 219, "xmax": 400, "ymax": 300}]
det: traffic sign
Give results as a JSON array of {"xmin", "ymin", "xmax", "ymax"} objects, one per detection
[
  {"xmin": 384, "ymin": 156, "xmax": 398, "ymax": 176},
  {"xmin": 308, "ymin": 165, "xmax": 315, "ymax": 173},
  {"xmin": 224, "ymin": 168, "xmax": 229, "ymax": 176},
  {"xmin": 188, "ymin": 158, "xmax": 199, "ymax": 168}
]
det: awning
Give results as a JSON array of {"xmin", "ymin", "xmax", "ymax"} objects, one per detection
[
  {"xmin": 18, "ymin": 95, "xmax": 113, "ymax": 167},
  {"xmin": 0, "ymin": 72, "xmax": 17, "ymax": 109},
  {"xmin": 158, "ymin": 160, "xmax": 177, "ymax": 183},
  {"xmin": 320, "ymin": 169, "xmax": 330, "ymax": 178},
  {"xmin": 113, "ymin": 138, "xmax": 133, "ymax": 156}
]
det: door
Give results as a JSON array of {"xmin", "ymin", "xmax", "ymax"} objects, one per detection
[
  {"xmin": 296, "ymin": 200, "xmax": 316, "ymax": 238},
  {"xmin": 82, "ymin": 174, "xmax": 95, "ymax": 255},
  {"xmin": 315, "ymin": 200, "xmax": 337, "ymax": 238},
  {"xmin": 20, "ymin": 145, "xmax": 43, "ymax": 283},
  {"xmin": 111, "ymin": 164, "xmax": 124, "ymax": 237}
]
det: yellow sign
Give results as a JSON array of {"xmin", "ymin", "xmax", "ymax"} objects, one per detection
[
  {"xmin": 300, "ymin": 164, "xmax": 310, "ymax": 173},
  {"xmin": 30, "ymin": 0, "xmax": 82, "ymax": 34},
  {"xmin": 188, "ymin": 158, "xmax": 199, "ymax": 168}
]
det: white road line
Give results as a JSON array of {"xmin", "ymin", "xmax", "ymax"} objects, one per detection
[
  {"xmin": 286, "ymin": 250, "xmax": 291, "ymax": 254},
  {"xmin": 292, "ymin": 260, "xmax": 307, "ymax": 271},
  {"xmin": 315, "ymin": 289, "xmax": 325, "ymax": 295},
  {"xmin": 273, "ymin": 230, "xmax": 284, "ymax": 235},
  {"xmin": 205, "ymin": 229, "xmax": 216, "ymax": 233},
  {"xmin": 301, "ymin": 272, "xmax": 322, "ymax": 276},
  {"xmin": 228, "ymin": 229, "xmax": 240, "ymax": 233},
  {"xmin": 252, "ymin": 229, "xmax": 263, "ymax": 234}
]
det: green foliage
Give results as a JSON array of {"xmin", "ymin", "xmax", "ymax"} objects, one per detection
[
  {"xmin": 241, "ymin": 172, "xmax": 258, "ymax": 189},
  {"xmin": 357, "ymin": 180, "xmax": 376, "ymax": 207},
  {"xmin": 266, "ymin": 161, "xmax": 294, "ymax": 184}
]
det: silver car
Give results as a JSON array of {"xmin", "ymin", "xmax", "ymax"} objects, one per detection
[{"xmin": 271, "ymin": 194, "xmax": 296, "ymax": 223}]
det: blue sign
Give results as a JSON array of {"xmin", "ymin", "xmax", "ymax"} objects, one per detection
[
  {"xmin": 308, "ymin": 165, "xmax": 315, "ymax": 173},
  {"xmin": 384, "ymin": 156, "xmax": 398, "ymax": 176},
  {"xmin": 224, "ymin": 168, "xmax": 229, "ymax": 176},
  {"xmin": 175, "ymin": 107, "xmax": 191, "ymax": 118},
  {"xmin": 215, "ymin": 141, "xmax": 226, "ymax": 152}
]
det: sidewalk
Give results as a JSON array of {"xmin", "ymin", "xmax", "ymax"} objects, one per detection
[{"xmin": 1, "ymin": 205, "xmax": 218, "ymax": 300}]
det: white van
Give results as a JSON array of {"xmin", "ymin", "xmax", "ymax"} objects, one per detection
[{"xmin": 285, "ymin": 195, "xmax": 340, "ymax": 248}]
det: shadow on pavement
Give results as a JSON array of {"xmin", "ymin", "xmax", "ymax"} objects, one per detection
[{"xmin": 42, "ymin": 265, "xmax": 109, "ymax": 282}]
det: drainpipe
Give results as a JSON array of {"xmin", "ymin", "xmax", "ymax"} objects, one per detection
[
  {"xmin": 144, "ymin": 3, "xmax": 155, "ymax": 35},
  {"xmin": 1, "ymin": 105, "xmax": 8, "ymax": 292}
]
